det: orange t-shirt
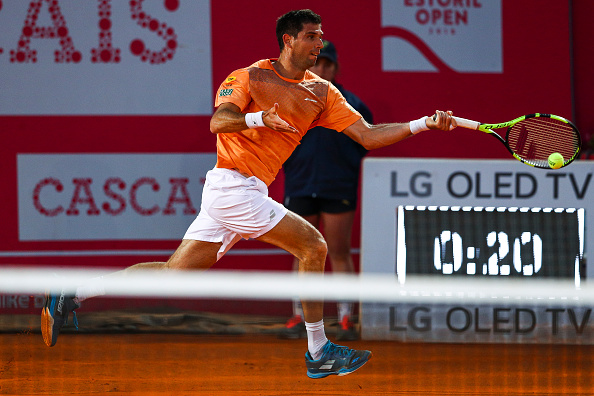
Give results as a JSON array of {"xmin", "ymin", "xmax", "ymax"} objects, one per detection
[{"xmin": 214, "ymin": 59, "xmax": 362, "ymax": 186}]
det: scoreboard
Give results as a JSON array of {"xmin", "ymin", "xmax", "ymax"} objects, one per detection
[{"xmin": 360, "ymin": 159, "xmax": 593, "ymax": 343}]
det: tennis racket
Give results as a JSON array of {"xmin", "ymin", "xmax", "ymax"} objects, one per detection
[{"xmin": 445, "ymin": 113, "xmax": 581, "ymax": 169}]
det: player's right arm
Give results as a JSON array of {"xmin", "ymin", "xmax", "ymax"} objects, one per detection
[
  {"xmin": 210, "ymin": 103, "xmax": 298, "ymax": 134},
  {"xmin": 342, "ymin": 110, "xmax": 455, "ymax": 150}
]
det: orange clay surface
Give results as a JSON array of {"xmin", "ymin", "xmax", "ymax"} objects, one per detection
[{"xmin": 1, "ymin": 333, "xmax": 593, "ymax": 395}]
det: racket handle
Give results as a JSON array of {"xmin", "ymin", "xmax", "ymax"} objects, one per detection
[
  {"xmin": 452, "ymin": 116, "xmax": 480, "ymax": 130},
  {"xmin": 431, "ymin": 114, "xmax": 481, "ymax": 130}
]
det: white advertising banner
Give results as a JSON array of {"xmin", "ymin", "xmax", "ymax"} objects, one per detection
[
  {"xmin": 17, "ymin": 153, "xmax": 217, "ymax": 240},
  {"xmin": 0, "ymin": 0, "xmax": 212, "ymax": 115},
  {"xmin": 360, "ymin": 158, "xmax": 594, "ymax": 343},
  {"xmin": 381, "ymin": 0, "xmax": 502, "ymax": 72}
]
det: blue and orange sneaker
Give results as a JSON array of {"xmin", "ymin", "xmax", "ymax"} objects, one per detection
[
  {"xmin": 305, "ymin": 341, "xmax": 371, "ymax": 378},
  {"xmin": 41, "ymin": 289, "xmax": 79, "ymax": 347}
]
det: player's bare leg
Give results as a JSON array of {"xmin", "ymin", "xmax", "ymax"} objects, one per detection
[
  {"xmin": 42, "ymin": 240, "xmax": 222, "ymax": 347},
  {"xmin": 277, "ymin": 213, "xmax": 321, "ymax": 339},
  {"xmin": 260, "ymin": 212, "xmax": 371, "ymax": 378},
  {"xmin": 115, "ymin": 239, "xmax": 222, "ymax": 274},
  {"xmin": 281, "ymin": 210, "xmax": 359, "ymax": 339},
  {"xmin": 257, "ymin": 210, "xmax": 327, "ymax": 323}
]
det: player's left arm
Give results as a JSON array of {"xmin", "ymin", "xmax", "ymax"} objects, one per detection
[
  {"xmin": 342, "ymin": 110, "xmax": 456, "ymax": 150},
  {"xmin": 210, "ymin": 103, "xmax": 298, "ymax": 134}
]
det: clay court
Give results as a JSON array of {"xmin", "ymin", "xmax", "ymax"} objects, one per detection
[{"xmin": 1, "ymin": 333, "xmax": 593, "ymax": 395}]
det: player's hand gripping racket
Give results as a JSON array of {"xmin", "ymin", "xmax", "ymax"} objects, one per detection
[{"xmin": 442, "ymin": 113, "xmax": 581, "ymax": 169}]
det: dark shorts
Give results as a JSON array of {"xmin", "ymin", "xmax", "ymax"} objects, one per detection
[{"xmin": 284, "ymin": 196, "xmax": 357, "ymax": 216}]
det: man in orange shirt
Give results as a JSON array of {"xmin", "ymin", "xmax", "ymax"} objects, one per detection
[
  {"xmin": 42, "ymin": 9, "xmax": 456, "ymax": 379},
  {"xmin": 280, "ymin": 39, "xmax": 373, "ymax": 342}
]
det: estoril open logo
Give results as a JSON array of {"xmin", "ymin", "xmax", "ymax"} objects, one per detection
[{"xmin": 380, "ymin": 0, "xmax": 502, "ymax": 73}]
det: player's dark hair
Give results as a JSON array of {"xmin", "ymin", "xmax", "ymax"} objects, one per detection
[{"xmin": 276, "ymin": 9, "xmax": 322, "ymax": 51}]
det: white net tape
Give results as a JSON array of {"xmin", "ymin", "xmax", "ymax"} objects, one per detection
[{"xmin": 0, "ymin": 266, "xmax": 590, "ymax": 306}]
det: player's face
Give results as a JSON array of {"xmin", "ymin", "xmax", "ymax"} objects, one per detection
[
  {"xmin": 310, "ymin": 57, "xmax": 337, "ymax": 82},
  {"xmin": 291, "ymin": 23, "xmax": 324, "ymax": 69}
]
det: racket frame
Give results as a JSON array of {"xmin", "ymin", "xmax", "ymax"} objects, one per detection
[{"xmin": 452, "ymin": 113, "xmax": 581, "ymax": 169}]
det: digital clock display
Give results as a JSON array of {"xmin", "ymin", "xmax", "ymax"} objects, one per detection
[{"xmin": 396, "ymin": 205, "xmax": 585, "ymax": 282}]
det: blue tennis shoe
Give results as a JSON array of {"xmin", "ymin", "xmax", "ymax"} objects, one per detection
[
  {"xmin": 41, "ymin": 288, "xmax": 79, "ymax": 347},
  {"xmin": 305, "ymin": 341, "xmax": 371, "ymax": 378}
]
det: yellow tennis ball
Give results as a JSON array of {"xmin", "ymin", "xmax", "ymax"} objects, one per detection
[{"xmin": 548, "ymin": 152, "xmax": 564, "ymax": 169}]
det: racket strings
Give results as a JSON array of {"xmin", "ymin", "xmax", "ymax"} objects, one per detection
[{"xmin": 507, "ymin": 118, "xmax": 579, "ymax": 167}]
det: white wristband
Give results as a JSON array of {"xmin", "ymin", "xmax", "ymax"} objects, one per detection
[
  {"xmin": 245, "ymin": 111, "xmax": 265, "ymax": 129},
  {"xmin": 409, "ymin": 116, "xmax": 429, "ymax": 135}
]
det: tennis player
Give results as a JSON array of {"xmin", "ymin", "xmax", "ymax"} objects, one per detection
[
  {"xmin": 280, "ymin": 39, "xmax": 373, "ymax": 342},
  {"xmin": 42, "ymin": 9, "xmax": 456, "ymax": 379}
]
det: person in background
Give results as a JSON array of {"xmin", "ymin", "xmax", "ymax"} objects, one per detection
[{"xmin": 280, "ymin": 40, "xmax": 372, "ymax": 341}]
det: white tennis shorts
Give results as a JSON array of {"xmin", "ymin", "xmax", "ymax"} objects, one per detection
[{"xmin": 183, "ymin": 168, "xmax": 288, "ymax": 261}]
